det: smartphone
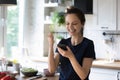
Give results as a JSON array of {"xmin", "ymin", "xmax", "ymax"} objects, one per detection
[{"xmin": 57, "ymin": 44, "xmax": 67, "ymax": 50}]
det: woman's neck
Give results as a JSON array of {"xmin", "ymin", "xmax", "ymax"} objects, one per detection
[{"xmin": 71, "ymin": 35, "xmax": 83, "ymax": 46}]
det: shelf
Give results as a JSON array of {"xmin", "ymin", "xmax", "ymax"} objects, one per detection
[{"xmin": 44, "ymin": 3, "xmax": 58, "ymax": 7}]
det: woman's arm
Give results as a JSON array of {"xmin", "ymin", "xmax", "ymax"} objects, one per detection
[
  {"xmin": 48, "ymin": 49, "xmax": 59, "ymax": 73},
  {"xmin": 69, "ymin": 56, "xmax": 93, "ymax": 80},
  {"xmin": 48, "ymin": 33, "xmax": 60, "ymax": 73}
]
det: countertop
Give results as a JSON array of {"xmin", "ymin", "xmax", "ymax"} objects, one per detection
[
  {"xmin": 92, "ymin": 59, "xmax": 120, "ymax": 70},
  {"xmin": 30, "ymin": 57, "xmax": 120, "ymax": 70},
  {"xmin": 16, "ymin": 73, "xmax": 59, "ymax": 80}
]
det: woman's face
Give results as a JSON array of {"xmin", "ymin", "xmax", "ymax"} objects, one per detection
[{"xmin": 65, "ymin": 14, "xmax": 83, "ymax": 36}]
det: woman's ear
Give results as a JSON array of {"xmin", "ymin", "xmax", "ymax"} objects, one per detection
[{"xmin": 80, "ymin": 27, "xmax": 84, "ymax": 35}]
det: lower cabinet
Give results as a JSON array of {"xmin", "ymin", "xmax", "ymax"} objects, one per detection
[{"xmin": 89, "ymin": 67, "xmax": 120, "ymax": 80}]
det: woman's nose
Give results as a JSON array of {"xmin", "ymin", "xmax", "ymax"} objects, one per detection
[{"xmin": 68, "ymin": 24, "xmax": 73, "ymax": 29}]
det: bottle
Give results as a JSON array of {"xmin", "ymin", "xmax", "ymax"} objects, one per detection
[
  {"xmin": 0, "ymin": 47, "xmax": 8, "ymax": 72},
  {"xmin": 1, "ymin": 57, "xmax": 8, "ymax": 72}
]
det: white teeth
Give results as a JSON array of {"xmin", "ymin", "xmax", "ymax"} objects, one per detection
[{"xmin": 69, "ymin": 29, "xmax": 75, "ymax": 32}]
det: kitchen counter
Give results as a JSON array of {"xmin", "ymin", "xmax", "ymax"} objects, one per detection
[
  {"xmin": 92, "ymin": 59, "xmax": 120, "ymax": 70},
  {"xmin": 16, "ymin": 73, "xmax": 59, "ymax": 80},
  {"xmin": 29, "ymin": 57, "xmax": 120, "ymax": 70}
]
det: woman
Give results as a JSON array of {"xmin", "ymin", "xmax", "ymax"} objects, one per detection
[{"xmin": 48, "ymin": 6, "xmax": 96, "ymax": 80}]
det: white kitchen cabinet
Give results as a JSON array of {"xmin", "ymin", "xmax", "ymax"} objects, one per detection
[
  {"xmin": 89, "ymin": 67, "xmax": 120, "ymax": 80},
  {"xmin": 93, "ymin": 0, "xmax": 117, "ymax": 31}
]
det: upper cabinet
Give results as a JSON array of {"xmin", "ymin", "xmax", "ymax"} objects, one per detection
[
  {"xmin": 93, "ymin": 0, "xmax": 118, "ymax": 31},
  {"xmin": 74, "ymin": 0, "xmax": 93, "ymax": 14}
]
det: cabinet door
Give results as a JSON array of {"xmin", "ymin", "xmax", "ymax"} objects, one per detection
[
  {"xmin": 93, "ymin": 0, "xmax": 116, "ymax": 30},
  {"xmin": 90, "ymin": 72, "xmax": 116, "ymax": 80},
  {"xmin": 89, "ymin": 68, "xmax": 117, "ymax": 80},
  {"xmin": 118, "ymin": 0, "xmax": 120, "ymax": 30}
]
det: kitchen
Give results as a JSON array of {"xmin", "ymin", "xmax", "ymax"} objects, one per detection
[{"xmin": 0, "ymin": 0, "xmax": 120, "ymax": 80}]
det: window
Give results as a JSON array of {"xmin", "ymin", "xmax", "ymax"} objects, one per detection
[
  {"xmin": 0, "ymin": 0, "xmax": 44, "ymax": 60},
  {"xmin": 7, "ymin": 6, "xmax": 19, "ymax": 58},
  {"xmin": 0, "ymin": 3, "xmax": 21, "ymax": 59}
]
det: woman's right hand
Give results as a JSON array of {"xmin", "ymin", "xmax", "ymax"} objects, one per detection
[{"xmin": 48, "ymin": 32, "xmax": 54, "ymax": 47}]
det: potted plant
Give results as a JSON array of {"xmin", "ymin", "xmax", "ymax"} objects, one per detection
[
  {"xmin": 51, "ymin": 11, "xmax": 65, "ymax": 26},
  {"xmin": 49, "ymin": 11, "xmax": 66, "ymax": 32},
  {"xmin": 49, "ymin": 11, "xmax": 66, "ymax": 44}
]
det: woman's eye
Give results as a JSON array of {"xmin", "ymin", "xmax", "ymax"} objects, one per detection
[
  {"xmin": 72, "ymin": 23, "xmax": 78, "ymax": 25},
  {"xmin": 66, "ymin": 23, "xmax": 69, "ymax": 25},
  {"xmin": 65, "ymin": 22, "xmax": 78, "ymax": 26}
]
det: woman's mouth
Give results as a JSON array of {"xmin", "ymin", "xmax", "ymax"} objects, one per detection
[{"xmin": 69, "ymin": 29, "xmax": 76, "ymax": 34}]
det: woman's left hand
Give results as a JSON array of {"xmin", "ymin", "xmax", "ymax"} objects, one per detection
[{"xmin": 57, "ymin": 46, "xmax": 74, "ymax": 59}]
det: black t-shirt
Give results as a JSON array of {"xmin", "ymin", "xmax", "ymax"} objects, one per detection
[{"xmin": 56, "ymin": 37, "xmax": 96, "ymax": 80}]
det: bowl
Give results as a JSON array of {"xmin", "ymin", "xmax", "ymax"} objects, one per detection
[
  {"xmin": 43, "ymin": 68, "xmax": 55, "ymax": 77},
  {"xmin": 21, "ymin": 71, "xmax": 38, "ymax": 77},
  {"xmin": 21, "ymin": 67, "xmax": 38, "ymax": 77}
]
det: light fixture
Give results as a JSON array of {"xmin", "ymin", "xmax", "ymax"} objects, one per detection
[{"xmin": 0, "ymin": 0, "xmax": 17, "ymax": 6}]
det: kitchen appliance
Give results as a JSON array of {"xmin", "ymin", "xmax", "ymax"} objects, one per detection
[{"xmin": 74, "ymin": 0, "xmax": 93, "ymax": 14}]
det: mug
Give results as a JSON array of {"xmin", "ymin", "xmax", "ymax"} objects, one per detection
[
  {"xmin": 13, "ymin": 63, "xmax": 20, "ymax": 74},
  {"xmin": 43, "ymin": 68, "xmax": 55, "ymax": 77}
]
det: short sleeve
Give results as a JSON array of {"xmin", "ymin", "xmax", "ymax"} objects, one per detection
[{"xmin": 84, "ymin": 41, "xmax": 96, "ymax": 59}]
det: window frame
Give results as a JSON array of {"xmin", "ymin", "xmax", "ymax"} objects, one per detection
[{"xmin": 0, "ymin": 6, "xmax": 7, "ymax": 57}]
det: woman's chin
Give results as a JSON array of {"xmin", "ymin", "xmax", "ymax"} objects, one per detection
[{"xmin": 69, "ymin": 33, "xmax": 75, "ymax": 36}]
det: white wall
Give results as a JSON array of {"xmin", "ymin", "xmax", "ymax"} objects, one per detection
[{"xmin": 23, "ymin": 0, "xmax": 44, "ymax": 57}]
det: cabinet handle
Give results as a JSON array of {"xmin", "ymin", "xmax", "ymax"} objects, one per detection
[
  {"xmin": 101, "ymin": 27, "xmax": 108, "ymax": 29},
  {"xmin": 117, "ymin": 72, "xmax": 120, "ymax": 80}
]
